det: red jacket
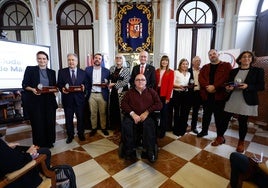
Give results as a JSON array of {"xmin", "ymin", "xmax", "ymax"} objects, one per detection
[
  {"xmin": 155, "ymin": 69, "xmax": 174, "ymax": 101},
  {"xmin": 199, "ymin": 61, "xmax": 232, "ymax": 101}
]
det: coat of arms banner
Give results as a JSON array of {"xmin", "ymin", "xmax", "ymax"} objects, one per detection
[{"xmin": 116, "ymin": 3, "xmax": 153, "ymax": 53}]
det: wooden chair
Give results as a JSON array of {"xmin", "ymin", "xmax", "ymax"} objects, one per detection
[
  {"xmin": 0, "ymin": 154, "xmax": 56, "ymax": 188},
  {"xmin": 0, "ymin": 93, "xmax": 15, "ymax": 119}
]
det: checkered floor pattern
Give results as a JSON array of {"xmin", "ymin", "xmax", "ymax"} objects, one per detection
[{"xmin": 1, "ymin": 108, "xmax": 268, "ymax": 187}]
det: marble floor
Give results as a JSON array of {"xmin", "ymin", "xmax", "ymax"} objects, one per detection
[{"xmin": 1, "ymin": 108, "xmax": 268, "ymax": 188}]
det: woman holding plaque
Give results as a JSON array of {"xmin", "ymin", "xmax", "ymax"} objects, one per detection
[
  {"xmin": 213, "ymin": 51, "xmax": 264, "ymax": 152},
  {"xmin": 22, "ymin": 51, "xmax": 58, "ymax": 148},
  {"xmin": 172, "ymin": 58, "xmax": 192, "ymax": 137},
  {"xmin": 108, "ymin": 54, "xmax": 130, "ymax": 133}
]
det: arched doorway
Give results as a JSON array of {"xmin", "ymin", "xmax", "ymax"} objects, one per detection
[
  {"xmin": 0, "ymin": 0, "xmax": 34, "ymax": 43},
  {"xmin": 175, "ymin": 0, "xmax": 217, "ymax": 68},
  {"xmin": 56, "ymin": 0, "xmax": 94, "ymax": 69}
]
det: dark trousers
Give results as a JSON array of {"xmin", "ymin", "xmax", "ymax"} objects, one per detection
[
  {"xmin": 122, "ymin": 116, "xmax": 156, "ymax": 152},
  {"xmin": 109, "ymin": 89, "xmax": 121, "ymax": 130},
  {"xmin": 28, "ymin": 95, "xmax": 56, "ymax": 148},
  {"xmin": 173, "ymin": 91, "xmax": 191, "ymax": 136},
  {"xmin": 158, "ymin": 97, "xmax": 169, "ymax": 138},
  {"xmin": 201, "ymin": 100, "xmax": 225, "ymax": 134},
  {"xmin": 64, "ymin": 101, "xmax": 85, "ymax": 137},
  {"xmin": 230, "ymin": 152, "xmax": 268, "ymax": 188},
  {"xmin": 190, "ymin": 90, "xmax": 202, "ymax": 129},
  {"xmin": 219, "ymin": 112, "xmax": 249, "ymax": 139},
  {"xmin": 167, "ymin": 98, "xmax": 175, "ymax": 131}
]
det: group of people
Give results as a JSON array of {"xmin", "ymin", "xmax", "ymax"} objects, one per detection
[
  {"xmin": 21, "ymin": 49, "xmax": 264, "ymax": 154},
  {"xmin": 156, "ymin": 49, "xmax": 264, "ymax": 154},
  {"xmin": 1, "ymin": 48, "xmax": 265, "ymax": 187}
]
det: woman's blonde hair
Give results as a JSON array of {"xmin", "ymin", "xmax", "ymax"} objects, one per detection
[{"xmin": 177, "ymin": 58, "xmax": 189, "ymax": 71}]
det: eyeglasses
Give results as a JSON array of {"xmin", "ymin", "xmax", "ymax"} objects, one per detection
[
  {"xmin": 115, "ymin": 56, "xmax": 122, "ymax": 59},
  {"xmin": 135, "ymin": 79, "xmax": 146, "ymax": 82}
]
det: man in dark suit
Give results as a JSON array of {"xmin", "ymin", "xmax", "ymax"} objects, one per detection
[
  {"xmin": 188, "ymin": 56, "xmax": 202, "ymax": 134},
  {"xmin": 129, "ymin": 51, "xmax": 156, "ymax": 88},
  {"xmin": 85, "ymin": 53, "xmax": 110, "ymax": 136},
  {"xmin": 57, "ymin": 53, "xmax": 87, "ymax": 143}
]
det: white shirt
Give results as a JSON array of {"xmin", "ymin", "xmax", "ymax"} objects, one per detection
[
  {"xmin": 69, "ymin": 68, "xmax": 77, "ymax": 78},
  {"xmin": 193, "ymin": 69, "xmax": 200, "ymax": 90},
  {"xmin": 174, "ymin": 70, "xmax": 190, "ymax": 91},
  {"xmin": 92, "ymin": 68, "xmax": 102, "ymax": 92}
]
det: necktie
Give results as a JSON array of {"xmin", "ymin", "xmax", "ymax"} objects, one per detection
[
  {"xmin": 140, "ymin": 65, "xmax": 144, "ymax": 74},
  {"xmin": 71, "ymin": 70, "xmax": 75, "ymax": 84}
]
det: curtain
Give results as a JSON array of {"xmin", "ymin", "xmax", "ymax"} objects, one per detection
[
  {"xmin": 4, "ymin": 30, "xmax": 16, "ymax": 41},
  {"xmin": 78, "ymin": 30, "xmax": 93, "ymax": 70},
  {"xmin": 60, "ymin": 30, "xmax": 74, "ymax": 68},
  {"xmin": 196, "ymin": 28, "xmax": 211, "ymax": 67},
  {"xmin": 21, "ymin": 31, "xmax": 34, "ymax": 44},
  {"xmin": 176, "ymin": 29, "xmax": 192, "ymax": 69}
]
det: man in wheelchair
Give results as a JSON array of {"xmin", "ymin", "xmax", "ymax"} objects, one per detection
[{"xmin": 120, "ymin": 74, "xmax": 162, "ymax": 163}]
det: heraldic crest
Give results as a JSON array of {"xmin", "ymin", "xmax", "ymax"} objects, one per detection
[{"xmin": 116, "ymin": 3, "xmax": 153, "ymax": 52}]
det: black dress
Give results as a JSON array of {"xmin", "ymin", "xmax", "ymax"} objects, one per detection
[{"xmin": 109, "ymin": 67, "xmax": 123, "ymax": 131}]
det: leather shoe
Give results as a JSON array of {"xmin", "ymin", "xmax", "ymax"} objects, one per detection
[
  {"xmin": 197, "ymin": 131, "xmax": 208, "ymax": 137},
  {"xmin": 236, "ymin": 140, "xmax": 245, "ymax": 153},
  {"xmin": 148, "ymin": 151, "xmax": 156, "ymax": 163},
  {"xmin": 102, "ymin": 129, "xmax": 109, "ymax": 136},
  {"xmin": 191, "ymin": 129, "xmax": 198, "ymax": 134},
  {"xmin": 66, "ymin": 136, "xmax": 74, "ymax": 144},
  {"xmin": 211, "ymin": 136, "xmax": 225, "ymax": 146},
  {"xmin": 78, "ymin": 134, "xmax": 85, "ymax": 141},
  {"xmin": 90, "ymin": 129, "xmax": 97, "ymax": 137}
]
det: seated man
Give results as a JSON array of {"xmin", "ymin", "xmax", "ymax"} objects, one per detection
[
  {"xmin": 0, "ymin": 138, "xmax": 51, "ymax": 188},
  {"xmin": 121, "ymin": 74, "xmax": 162, "ymax": 163},
  {"xmin": 229, "ymin": 152, "xmax": 268, "ymax": 188}
]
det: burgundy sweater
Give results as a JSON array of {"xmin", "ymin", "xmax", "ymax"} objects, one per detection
[
  {"xmin": 199, "ymin": 61, "xmax": 232, "ymax": 101},
  {"xmin": 121, "ymin": 88, "xmax": 162, "ymax": 115}
]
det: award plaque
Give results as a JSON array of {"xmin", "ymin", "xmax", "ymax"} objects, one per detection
[
  {"xmin": 225, "ymin": 81, "xmax": 242, "ymax": 88},
  {"xmin": 93, "ymin": 79, "xmax": 109, "ymax": 88},
  {"xmin": 65, "ymin": 83, "xmax": 83, "ymax": 92},
  {"xmin": 185, "ymin": 79, "xmax": 196, "ymax": 89},
  {"xmin": 36, "ymin": 84, "xmax": 58, "ymax": 94},
  {"xmin": 92, "ymin": 83, "xmax": 108, "ymax": 88}
]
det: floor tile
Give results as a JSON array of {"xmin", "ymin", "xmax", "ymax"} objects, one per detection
[
  {"xmin": 162, "ymin": 140, "xmax": 202, "ymax": 161},
  {"xmin": 74, "ymin": 160, "xmax": 110, "ymax": 188},
  {"xmin": 2, "ymin": 107, "xmax": 268, "ymax": 187},
  {"xmin": 170, "ymin": 162, "xmax": 229, "ymax": 188},
  {"xmin": 82, "ymin": 138, "xmax": 118, "ymax": 158},
  {"xmin": 113, "ymin": 160, "xmax": 168, "ymax": 187}
]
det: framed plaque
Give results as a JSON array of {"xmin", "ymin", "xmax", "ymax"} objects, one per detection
[
  {"xmin": 65, "ymin": 83, "xmax": 83, "ymax": 92},
  {"xmin": 36, "ymin": 84, "xmax": 58, "ymax": 94},
  {"xmin": 93, "ymin": 83, "xmax": 108, "ymax": 88}
]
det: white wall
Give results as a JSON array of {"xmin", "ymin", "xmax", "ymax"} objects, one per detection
[{"xmin": 235, "ymin": 0, "xmax": 259, "ymax": 51}]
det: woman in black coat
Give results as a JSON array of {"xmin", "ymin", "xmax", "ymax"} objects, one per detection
[
  {"xmin": 22, "ymin": 51, "xmax": 58, "ymax": 148},
  {"xmin": 214, "ymin": 51, "xmax": 264, "ymax": 152}
]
